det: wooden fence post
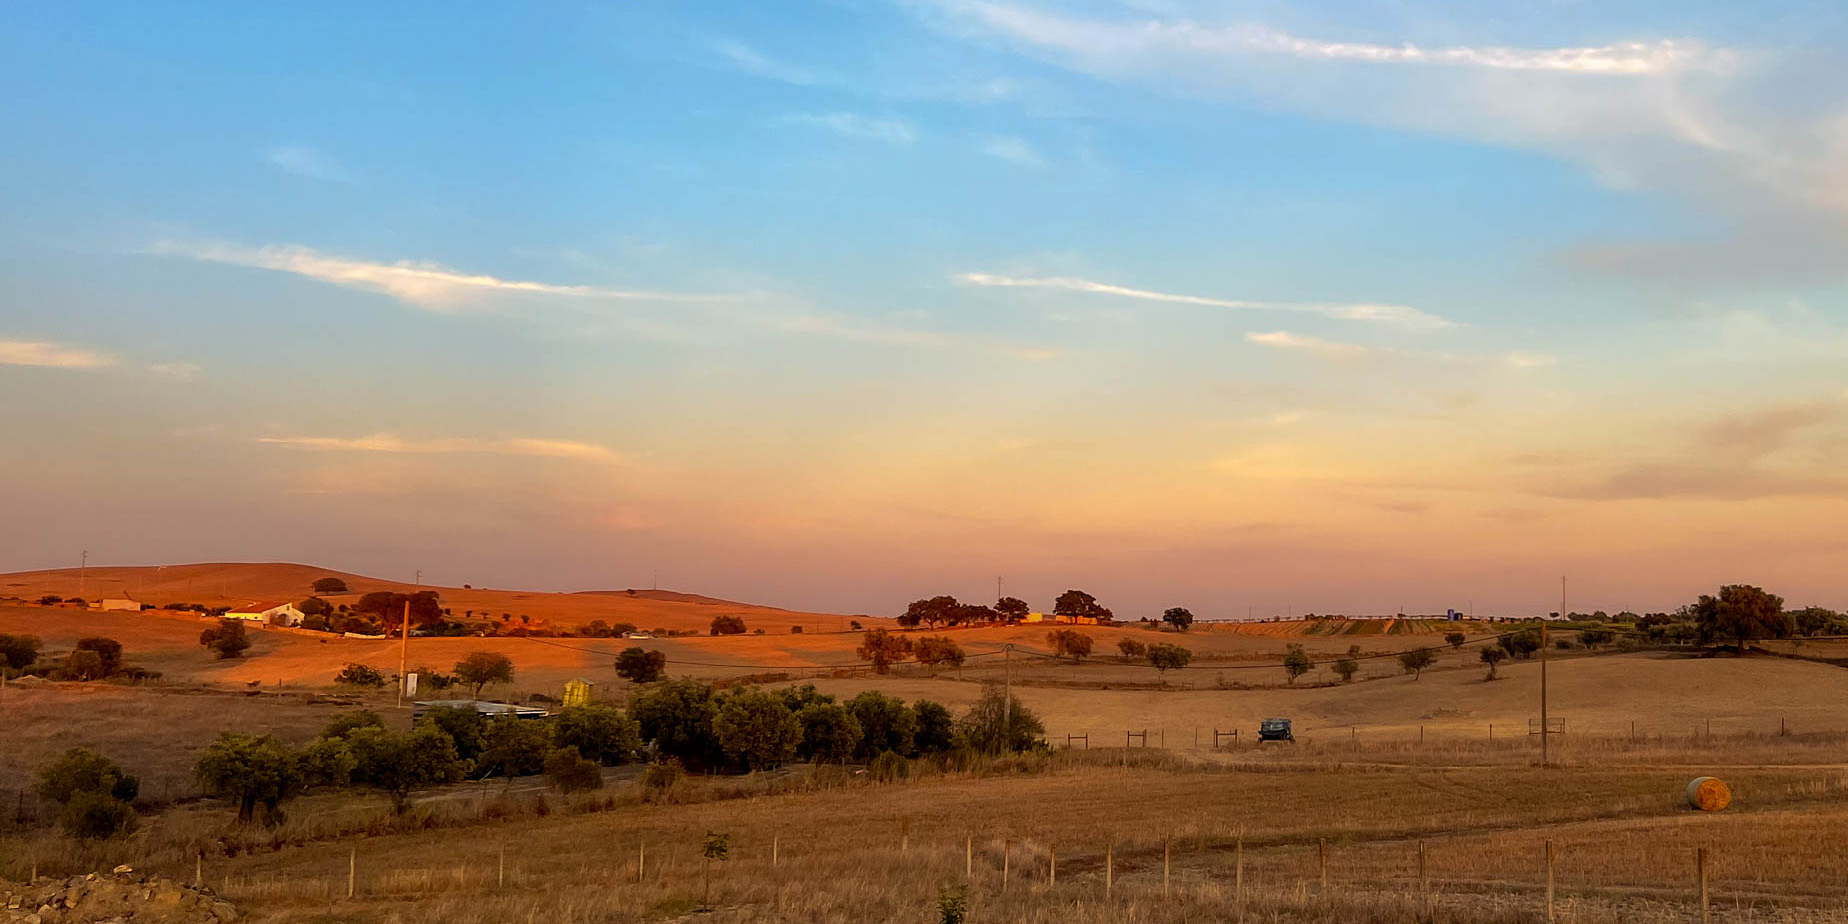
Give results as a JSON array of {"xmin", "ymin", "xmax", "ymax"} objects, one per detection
[
  {"xmin": 1319, "ymin": 838, "xmax": 1328, "ymax": 890},
  {"xmin": 1106, "ymin": 844, "xmax": 1113, "ymax": 898},
  {"xmin": 348, "ymin": 848, "xmax": 356, "ymax": 899},
  {"xmin": 498, "ymin": 843, "xmax": 505, "ymax": 889},
  {"xmin": 194, "ymin": 853, "xmax": 202, "ymax": 887},
  {"xmin": 1049, "ymin": 845, "xmax": 1056, "ymax": 887},
  {"xmin": 1164, "ymin": 839, "xmax": 1171, "ymax": 899},
  {"xmin": 901, "ymin": 817, "xmax": 910, "ymax": 855},
  {"xmin": 1002, "ymin": 839, "xmax": 1010, "ymax": 892},
  {"xmin": 1697, "ymin": 847, "xmax": 1710, "ymax": 924},
  {"xmin": 637, "ymin": 843, "xmax": 645, "ymax": 884},
  {"xmin": 965, "ymin": 836, "xmax": 972, "ymax": 880},
  {"xmin": 1235, "ymin": 834, "xmax": 1245, "ymax": 923},
  {"xmin": 772, "ymin": 835, "xmax": 779, "ymax": 868},
  {"xmin": 1545, "ymin": 840, "xmax": 1555, "ymax": 924}
]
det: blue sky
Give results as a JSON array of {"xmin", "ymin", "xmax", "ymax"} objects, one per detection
[{"xmin": 4, "ymin": 1, "xmax": 1847, "ymax": 616}]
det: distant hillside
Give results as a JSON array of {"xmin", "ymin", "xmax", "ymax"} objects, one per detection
[
  {"xmin": 0, "ymin": 562, "xmax": 838, "ymax": 631},
  {"xmin": 573, "ymin": 589, "xmax": 779, "ymax": 609}
]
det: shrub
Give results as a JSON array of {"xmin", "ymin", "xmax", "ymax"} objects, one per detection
[
  {"xmin": 39, "ymin": 595, "xmax": 62, "ymax": 606},
  {"xmin": 38, "ymin": 748, "xmax": 139, "ymax": 805},
  {"xmin": 59, "ymin": 791, "xmax": 137, "ymax": 839},
  {"xmin": 709, "ymin": 614, "xmax": 747, "ymax": 636},
  {"xmin": 0, "ymin": 634, "xmax": 41, "ymax": 671},
  {"xmin": 1332, "ymin": 658, "xmax": 1359, "ymax": 683},
  {"xmin": 323, "ymin": 710, "xmax": 386, "ymax": 740},
  {"xmin": 478, "ymin": 718, "xmax": 552, "ymax": 778},
  {"xmin": 74, "ymin": 637, "xmax": 123, "ymax": 674},
  {"xmin": 298, "ymin": 596, "xmax": 334, "ymax": 619},
  {"xmin": 417, "ymin": 705, "xmax": 487, "ymax": 760},
  {"xmin": 790, "ymin": 625, "xmax": 803, "ymax": 634},
  {"xmin": 454, "ymin": 651, "xmax": 515, "ymax": 695},
  {"xmin": 615, "ymin": 647, "xmax": 667, "ymax": 684},
  {"xmin": 868, "ymin": 750, "xmax": 909, "ymax": 782},
  {"xmin": 1500, "ymin": 629, "xmax": 1542, "ymax": 660},
  {"xmin": 199, "ymin": 620, "xmax": 252, "ymax": 660},
  {"xmin": 300, "ymin": 737, "xmax": 357, "ymax": 789},
  {"xmin": 334, "ymin": 663, "xmax": 387, "ymax": 688},
  {"xmin": 552, "ymin": 705, "xmax": 642, "ymax": 765},
  {"xmin": 641, "ymin": 759, "xmax": 682, "ymax": 792},
  {"xmin": 61, "ymin": 649, "xmax": 105, "ymax": 681},
  {"xmin": 1445, "ymin": 632, "xmax": 1467, "ymax": 648},
  {"xmin": 938, "ymin": 884, "xmax": 968, "ymax": 924},
  {"xmin": 849, "ymin": 691, "xmax": 917, "ymax": 761},
  {"xmin": 544, "ymin": 747, "xmax": 604, "ymax": 793}
]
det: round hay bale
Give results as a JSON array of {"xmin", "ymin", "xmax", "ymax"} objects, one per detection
[{"xmin": 1686, "ymin": 776, "xmax": 1731, "ymax": 812}]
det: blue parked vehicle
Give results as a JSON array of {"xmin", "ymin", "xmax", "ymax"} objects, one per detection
[{"xmin": 1258, "ymin": 718, "xmax": 1294, "ymax": 743}]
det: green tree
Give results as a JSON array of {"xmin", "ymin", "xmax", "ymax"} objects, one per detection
[
  {"xmin": 1161, "ymin": 607, "xmax": 1195, "ymax": 632},
  {"xmin": 1692, "ymin": 584, "xmax": 1791, "ymax": 650},
  {"xmin": 955, "ymin": 683, "xmax": 1045, "ymax": 753},
  {"xmin": 1045, "ymin": 629, "xmax": 1094, "ymax": 663},
  {"xmin": 1282, "ymin": 644, "xmax": 1313, "ymax": 684},
  {"xmin": 199, "ymin": 620, "xmax": 251, "ymax": 660},
  {"xmin": 300, "ymin": 737, "xmax": 357, "ymax": 789},
  {"xmin": 454, "ymin": 651, "xmax": 514, "ymax": 696},
  {"xmin": 194, "ymin": 733, "xmax": 304, "ymax": 825},
  {"xmin": 478, "ymin": 718, "xmax": 552, "ymax": 778},
  {"xmin": 298, "ymin": 596, "xmax": 334, "ymax": 619},
  {"xmin": 615, "ymin": 647, "xmax": 667, "ymax": 683},
  {"xmin": 63, "ymin": 649, "xmax": 105, "ymax": 681},
  {"xmin": 1397, "ymin": 648, "xmax": 1437, "ymax": 680},
  {"xmin": 1332, "ymin": 658, "xmax": 1359, "ymax": 683},
  {"xmin": 346, "ymin": 725, "xmax": 463, "ymax": 813},
  {"xmin": 1444, "ymin": 632, "xmax": 1467, "ymax": 649},
  {"xmin": 713, "ymin": 691, "xmax": 802, "ymax": 770},
  {"xmin": 709, "ymin": 614, "xmax": 747, "ymax": 636},
  {"xmin": 552, "ymin": 704, "xmax": 642, "ymax": 765},
  {"xmin": 1578, "ymin": 627, "xmax": 1616, "ymax": 648},
  {"xmin": 543, "ymin": 747, "xmax": 603, "ymax": 793},
  {"xmin": 313, "ymin": 577, "xmax": 349, "ymax": 594},
  {"xmin": 899, "ymin": 596, "xmax": 960, "ymax": 629},
  {"xmin": 994, "ymin": 597, "xmax": 1030, "ymax": 623},
  {"xmin": 417, "ymin": 705, "xmax": 487, "ymax": 761},
  {"xmin": 796, "ymin": 702, "xmax": 862, "ymax": 763},
  {"xmin": 1480, "ymin": 646, "xmax": 1507, "ymax": 680},
  {"xmin": 38, "ymin": 748, "xmax": 139, "ymax": 805},
  {"xmin": 322, "ymin": 710, "xmax": 386, "ymax": 741},
  {"xmin": 59, "ymin": 790, "xmax": 137, "ymax": 839},
  {"xmin": 0, "ymin": 634, "xmax": 41, "ymax": 671},
  {"xmin": 1118, "ymin": 637, "xmax": 1148, "ymax": 662},
  {"xmin": 913, "ymin": 700, "xmax": 957, "ymax": 755},
  {"xmin": 630, "ymin": 678, "xmax": 725, "ymax": 771},
  {"xmin": 354, "ymin": 590, "xmax": 444, "ymax": 630},
  {"xmin": 1500, "ymin": 629, "xmax": 1542, "ymax": 660},
  {"xmin": 1054, "ymin": 590, "xmax": 1113, "ymax": 624},
  {"xmin": 915, "ymin": 635, "xmax": 966, "ymax": 673},
  {"xmin": 74, "ymin": 637, "xmax": 124, "ymax": 674},
  {"xmin": 849, "ymin": 691, "xmax": 917, "ymax": 761},
  {"xmin": 1146, "ymin": 643, "xmax": 1193, "ymax": 682},
  {"xmin": 855, "ymin": 628, "xmax": 914, "ymax": 674}
]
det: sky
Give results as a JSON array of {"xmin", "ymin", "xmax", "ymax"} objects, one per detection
[{"xmin": 3, "ymin": 1, "xmax": 1847, "ymax": 618}]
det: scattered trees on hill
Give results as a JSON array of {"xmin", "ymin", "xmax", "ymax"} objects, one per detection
[
  {"xmin": 313, "ymin": 577, "xmax": 349, "ymax": 594},
  {"xmin": 915, "ymin": 635, "xmax": 965, "ymax": 673},
  {"xmin": 709, "ymin": 614, "xmax": 748, "ymax": 636},
  {"xmin": 453, "ymin": 651, "xmax": 514, "ymax": 696},
  {"xmin": 1146, "ymin": 643, "xmax": 1192, "ymax": 682},
  {"xmin": 1792, "ymin": 606, "xmax": 1848, "ymax": 637},
  {"xmin": 1282, "ymin": 644, "xmax": 1313, "ymax": 684},
  {"xmin": 38, "ymin": 748, "xmax": 138, "ymax": 839},
  {"xmin": 900, "ymin": 596, "xmax": 960, "ymax": 629},
  {"xmin": 199, "ymin": 620, "xmax": 251, "ymax": 660},
  {"xmin": 616, "ymin": 647, "xmax": 667, "ymax": 683},
  {"xmin": 1054, "ymin": 590, "xmax": 1113, "ymax": 624},
  {"xmin": 1161, "ymin": 607, "xmax": 1195, "ymax": 632},
  {"xmin": 1692, "ymin": 584, "xmax": 1790, "ymax": 650},
  {"xmin": 995, "ymin": 597, "xmax": 1030, "ymax": 622},
  {"xmin": 1480, "ymin": 646, "xmax": 1507, "ymax": 680},
  {"xmin": 856, "ymin": 628, "xmax": 914, "ymax": 674},
  {"xmin": 195, "ymin": 733, "xmax": 303, "ymax": 825},
  {"xmin": 1045, "ymin": 629, "xmax": 1093, "ymax": 663},
  {"xmin": 354, "ymin": 590, "xmax": 444, "ymax": 630},
  {"xmin": 1397, "ymin": 648, "xmax": 1436, "ymax": 680}
]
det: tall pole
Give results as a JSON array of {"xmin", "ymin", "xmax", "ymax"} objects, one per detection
[
  {"xmin": 1003, "ymin": 643, "xmax": 1013, "ymax": 740},
  {"xmin": 79, "ymin": 550, "xmax": 87, "ymax": 598},
  {"xmin": 1542, "ymin": 576, "xmax": 1558, "ymax": 767},
  {"xmin": 397, "ymin": 599, "xmax": 410, "ymax": 709}
]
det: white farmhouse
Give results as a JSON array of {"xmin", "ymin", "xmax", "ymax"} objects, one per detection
[{"xmin": 225, "ymin": 600, "xmax": 306, "ymax": 626}]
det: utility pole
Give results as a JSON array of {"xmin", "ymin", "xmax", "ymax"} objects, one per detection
[
  {"xmin": 79, "ymin": 550, "xmax": 87, "ymax": 598},
  {"xmin": 1541, "ymin": 576, "xmax": 1558, "ymax": 768},
  {"xmin": 396, "ymin": 599, "xmax": 410, "ymax": 709},
  {"xmin": 1003, "ymin": 644, "xmax": 1014, "ymax": 738},
  {"xmin": 996, "ymin": 575, "xmax": 1003, "ymax": 602}
]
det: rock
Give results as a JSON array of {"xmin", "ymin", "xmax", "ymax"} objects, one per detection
[{"xmin": 108, "ymin": 867, "xmax": 131, "ymax": 877}]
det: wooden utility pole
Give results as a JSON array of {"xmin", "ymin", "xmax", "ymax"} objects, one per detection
[
  {"xmin": 1002, "ymin": 644, "xmax": 1013, "ymax": 734},
  {"xmin": 396, "ymin": 599, "xmax": 411, "ymax": 709},
  {"xmin": 1541, "ymin": 578, "xmax": 1558, "ymax": 767},
  {"xmin": 1545, "ymin": 840, "xmax": 1555, "ymax": 924}
]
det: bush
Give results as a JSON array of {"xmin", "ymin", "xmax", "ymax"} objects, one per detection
[
  {"xmin": 335, "ymin": 662, "xmax": 387, "ymax": 687},
  {"xmin": 0, "ymin": 634, "xmax": 42, "ymax": 671},
  {"xmin": 1500, "ymin": 629, "xmax": 1542, "ymax": 660},
  {"xmin": 74, "ymin": 637, "xmax": 123, "ymax": 674},
  {"xmin": 709, "ymin": 614, "xmax": 747, "ymax": 636},
  {"xmin": 38, "ymin": 748, "xmax": 139, "ymax": 805},
  {"xmin": 61, "ymin": 649, "xmax": 105, "ymax": 681},
  {"xmin": 641, "ymin": 759, "xmax": 682, "ymax": 792},
  {"xmin": 552, "ymin": 705, "xmax": 642, "ymax": 765},
  {"xmin": 298, "ymin": 596, "xmax": 334, "ymax": 619},
  {"xmin": 630, "ymin": 678, "xmax": 725, "ymax": 771},
  {"xmin": 913, "ymin": 700, "xmax": 957, "ymax": 755},
  {"xmin": 544, "ymin": 747, "xmax": 604, "ymax": 793},
  {"xmin": 1332, "ymin": 658, "xmax": 1359, "ymax": 682},
  {"xmin": 1445, "ymin": 631, "xmax": 1467, "ymax": 648},
  {"xmin": 346, "ymin": 725, "xmax": 463, "ymax": 812},
  {"xmin": 868, "ymin": 750, "xmax": 909, "ymax": 782},
  {"xmin": 478, "ymin": 718, "xmax": 552, "ymax": 778},
  {"xmin": 59, "ymin": 791, "xmax": 137, "ymax": 839},
  {"xmin": 790, "ymin": 625, "xmax": 803, "ymax": 634},
  {"xmin": 300, "ymin": 737, "xmax": 357, "ymax": 789},
  {"xmin": 417, "ymin": 705, "xmax": 487, "ymax": 760},
  {"xmin": 849, "ymin": 691, "xmax": 917, "ymax": 761},
  {"xmin": 955, "ymin": 683, "xmax": 1045, "ymax": 753},
  {"xmin": 323, "ymin": 710, "xmax": 387, "ymax": 740},
  {"xmin": 39, "ymin": 595, "xmax": 62, "ymax": 606}
]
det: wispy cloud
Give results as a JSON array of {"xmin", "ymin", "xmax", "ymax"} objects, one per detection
[
  {"xmin": 779, "ymin": 112, "xmax": 917, "ymax": 145},
  {"xmin": 979, "ymin": 136, "xmax": 1044, "ymax": 168},
  {"xmin": 1245, "ymin": 330, "xmax": 1372, "ymax": 360},
  {"xmin": 266, "ymin": 145, "xmax": 350, "ymax": 182},
  {"xmin": 259, "ymin": 433, "xmax": 623, "ymax": 463},
  {"xmin": 943, "ymin": 4, "xmax": 1732, "ymax": 76},
  {"xmin": 147, "ymin": 362, "xmax": 203, "ymax": 379},
  {"xmin": 0, "ymin": 339, "xmax": 117, "ymax": 369},
  {"xmin": 711, "ymin": 37, "xmax": 825, "ymax": 86},
  {"xmin": 151, "ymin": 240, "xmax": 729, "ymax": 311},
  {"xmin": 957, "ymin": 272, "xmax": 1453, "ymax": 329}
]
